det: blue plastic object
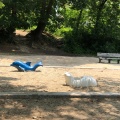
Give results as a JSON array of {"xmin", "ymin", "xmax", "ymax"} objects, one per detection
[{"xmin": 11, "ymin": 61, "xmax": 43, "ymax": 71}]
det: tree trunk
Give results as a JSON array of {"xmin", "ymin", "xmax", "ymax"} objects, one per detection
[
  {"xmin": 7, "ymin": 2, "xmax": 17, "ymax": 43},
  {"xmin": 94, "ymin": 0, "xmax": 107, "ymax": 34},
  {"xmin": 75, "ymin": 9, "xmax": 83, "ymax": 35},
  {"xmin": 32, "ymin": 0, "xmax": 54, "ymax": 42}
]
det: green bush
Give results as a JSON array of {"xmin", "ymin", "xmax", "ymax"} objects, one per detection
[{"xmin": 54, "ymin": 27, "xmax": 72, "ymax": 37}]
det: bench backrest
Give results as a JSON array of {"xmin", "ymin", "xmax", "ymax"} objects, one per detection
[{"xmin": 97, "ymin": 53, "xmax": 120, "ymax": 58}]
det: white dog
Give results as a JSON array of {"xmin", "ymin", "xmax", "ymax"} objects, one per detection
[{"xmin": 64, "ymin": 72, "xmax": 97, "ymax": 88}]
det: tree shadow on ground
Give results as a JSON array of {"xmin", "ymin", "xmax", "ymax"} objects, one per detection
[
  {"xmin": 0, "ymin": 76, "xmax": 47, "ymax": 92},
  {"xmin": 0, "ymin": 76, "xmax": 120, "ymax": 119},
  {"xmin": 0, "ymin": 76, "xmax": 18, "ymax": 81},
  {"xmin": 0, "ymin": 97, "xmax": 120, "ymax": 120}
]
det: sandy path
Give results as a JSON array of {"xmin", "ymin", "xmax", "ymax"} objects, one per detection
[
  {"xmin": 0, "ymin": 54, "xmax": 120, "ymax": 92},
  {"xmin": 0, "ymin": 54, "xmax": 120, "ymax": 120}
]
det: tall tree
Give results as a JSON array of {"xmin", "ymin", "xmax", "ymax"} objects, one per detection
[
  {"xmin": 31, "ymin": 0, "xmax": 55, "ymax": 41},
  {"xmin": 70, "ymin": 0, "xmax": 87, "ymax": 33},
  {"xmin": 94, "ymin": 0, "xmax": 107, "ymax": 34}
]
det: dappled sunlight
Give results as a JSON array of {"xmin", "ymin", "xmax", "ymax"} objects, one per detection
[
  {"xmin": 15, "ymin": 30, "xmax": 28, "ymax": 36},
  {"xmin": 0, "ymin": 66, "xmax": 120, "ymax": 92},
  {"xmin": 0, "ymin": 98, "xmax": 120, "ymax": 120},
  {"xmin": 0, "ymin": 55, "xmax": 119, "ymax": 120}
]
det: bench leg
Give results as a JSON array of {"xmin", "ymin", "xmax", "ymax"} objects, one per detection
[
  {"xmin": 99, "ymin": 58, "xmax": 101, "ymax": 63},
  {"xmin": 117, "ymin": 60, "xmax": 119, "ymax": 64},
  {"xmin": 108, "ymin": 59, "xmax": 111, "ymax": 63}
]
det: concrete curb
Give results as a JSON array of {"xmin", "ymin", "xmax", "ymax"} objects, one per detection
[{"xmin": 0, "ymin": 92, "xmax": 120, "ymax": 99}]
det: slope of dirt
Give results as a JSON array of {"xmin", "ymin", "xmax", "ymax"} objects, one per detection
[{"xmin": 0, "ymin": 30, "xmax": 67, "ymax": 55}]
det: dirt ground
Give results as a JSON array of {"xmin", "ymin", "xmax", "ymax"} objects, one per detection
[
  {"xmin": 0, "ymin": 30, "xmax": 120, "ymax": 120},
  {"xmin": 0, "ymin": 54, "xmax": 120, "ymax": 120},
  {"xmin": 0, "ymin": 56, "xmax": 120, "ymax": 93}
]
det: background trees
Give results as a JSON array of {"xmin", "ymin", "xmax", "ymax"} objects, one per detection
[{"xmin": 0, "ymin": 0, "xmax": 119, "ymax": 54}]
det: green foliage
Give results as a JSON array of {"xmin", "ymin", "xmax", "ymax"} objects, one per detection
[
  {"xmin": 62, "ymin": 0, "xmax": 120, "ymax": 54},
  {"xmin": 0, "ymin": 0, "xmax": 119, "ymax": 54},
  {"xmin": 54, "ymin": 27, "xmax": 72, "ymax": 37},
  {"xmin": 0, "ymin": 1, "xmax": 4, "ymax": 9}
]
